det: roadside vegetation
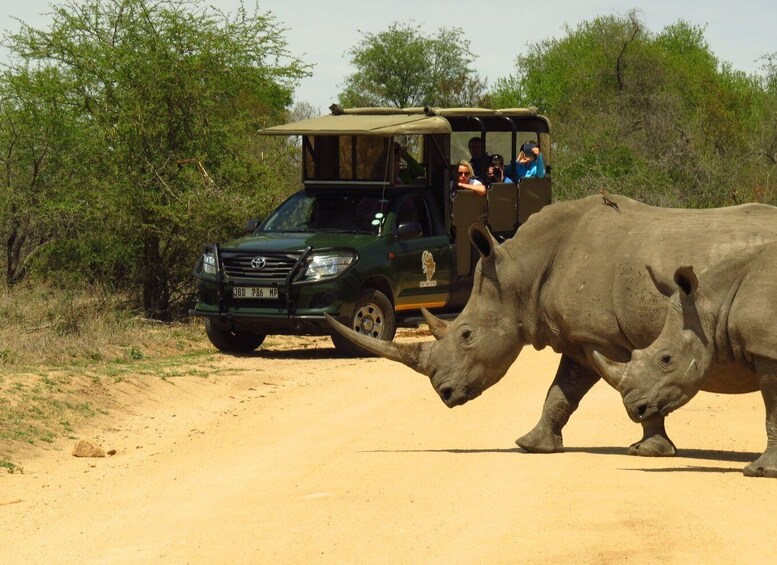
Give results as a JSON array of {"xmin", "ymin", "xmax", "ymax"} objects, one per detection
[
  {"xmin": 0, "ymin": 283, "xmax": 206, "ymax": 368},
  {"xmin": 0, "ymin": 283, "xmax": 213, "ymax": 471},
  {"xmin": 1, "ymin": 0, "xmax": 310, "ymax": 321},
  {"xmin": 488, "ymin": 12, "xmax": 777, "ymax": 206}
]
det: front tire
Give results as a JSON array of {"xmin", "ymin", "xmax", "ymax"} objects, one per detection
[
  {"xmin": 331, "ymin": 288, "xmax": 396, "ymax": 357},
  {"xmin": 205, "ymin": 318, "xmax": 266, "ymax": 354}
]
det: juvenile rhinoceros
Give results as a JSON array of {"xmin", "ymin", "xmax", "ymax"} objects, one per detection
[
  {"xmin": 591, "ymin": 244, "xmax": 777, "ymax": 477},
  {"xmin": 327, "ymin": 194, "xmax": 777, "ymax": 457}
]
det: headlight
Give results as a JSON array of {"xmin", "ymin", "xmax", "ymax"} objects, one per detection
[
  {"xmin": 302, "ymin": 252, "xmax": 355, "ymax": 281},
  {"xmin": 202, "ymin": 251, "xmax": 217, "ymax": 275}
]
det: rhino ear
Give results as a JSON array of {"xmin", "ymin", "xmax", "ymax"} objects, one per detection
[
  {"xmin": 674, "ymin": 266, "xmax": 698, "ymax": 297},
  {"xmin": 468, "ymin": 222, "xmax": 497, "ymax": 261}
]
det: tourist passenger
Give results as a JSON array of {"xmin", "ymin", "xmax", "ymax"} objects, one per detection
[
  {"xmin": 393, "ymin": 142, "xmax": 425, "ymax": 185},
  {"xmin": 486, "ymin": 154, "xmax": 513, "ymax": 185},
  {"xmin": 505, "ymin": 142, "xmax": 546, "ymax": 180},
  {"xmin": 371, "ymin": 140, "xmax": 424, "ymax": 184},
  {"xmin": 467, "ymin": 136, "xmax": 490, "ymax": 181},
  {"xmin": 453, "ymin": 160, "xmax": 486, "ymax": 196}
]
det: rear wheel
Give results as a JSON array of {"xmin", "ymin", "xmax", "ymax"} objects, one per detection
[
  {"xmin": 331, "ymin": 288, "xmax": 396, "ymax": 357},
  {"xmin": 205, "ymin": 318, "xmax": 266, "ymax": 354}
]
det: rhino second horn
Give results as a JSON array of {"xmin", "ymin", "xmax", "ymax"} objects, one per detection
[
  {"xmin": 591, "ymin": 350, "xmax": 627, "ymax": 391},
  {"xmin": 421, "ymin": 307, "xmax": 450, "ymax": 339},
  {"xmin": 324, "ymin": 313, "xmax": 433, "ymax": 376}
]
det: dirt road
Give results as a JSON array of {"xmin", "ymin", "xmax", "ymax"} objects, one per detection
[{"xmin": 2, "ymin": 333, "xmax": 777, "ymax": 564}]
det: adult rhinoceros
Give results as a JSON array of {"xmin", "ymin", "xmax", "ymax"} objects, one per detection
[
  {"xmin": 327, "ymin": 194, "xmax": 777, "ymax": 456},
  {"xmin": 591, "ymin": 244, "xmax": 777, "ymax": 477}
]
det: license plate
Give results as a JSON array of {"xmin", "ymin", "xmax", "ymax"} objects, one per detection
[{"xmin": 232, "ymin": 286, "xmax": 279, "ymax": 299}]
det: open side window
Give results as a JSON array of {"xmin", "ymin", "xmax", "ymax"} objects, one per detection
[{"xmin": 303, "ymin": 135, "xmax": 425, "ymax": 186}]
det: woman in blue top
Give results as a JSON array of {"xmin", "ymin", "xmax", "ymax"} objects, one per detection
[{"xmin": 506, "ymin": 142, "xmax": 546, "ymax": 179}]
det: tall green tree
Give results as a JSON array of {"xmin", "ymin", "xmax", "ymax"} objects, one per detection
[
  {"xmin": 751, "ymin": 53, "xmax": 777, "ymax": 199},
  {"xmin": 491, "ymin": 12, "xmax": 766, "ymax": 207},
  {"xmin": 0, "ymin": 65, "xmax": 100, "ymax": 285},
  {"xmin": 339, "ymin": 22, "xmax": 486, "ymax": 108},
  {"xmin": 3, "ymin": 0, "xmax": 309, "ymax": 318}
]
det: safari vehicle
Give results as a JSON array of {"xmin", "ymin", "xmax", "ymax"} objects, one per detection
[{"xmin": 191, "ymin": 106, "xmax": 552, "ymax": 355}]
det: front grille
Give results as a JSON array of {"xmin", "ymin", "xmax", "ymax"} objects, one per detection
[{"xmin": 220, "ymin": 251, "xmax": 303, "ymax": 281}]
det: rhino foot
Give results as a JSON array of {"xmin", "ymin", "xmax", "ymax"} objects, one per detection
[
  {"xmin": 627, "ymin": 435, "xmax": 677, "ymax": 457},
  {"xmin": 515, "ymin": 427, "xmax": 564, "ymax": 453},
  {"xmin": 744, "ymin": 452, "xmax": 777, "ymax": 478}
]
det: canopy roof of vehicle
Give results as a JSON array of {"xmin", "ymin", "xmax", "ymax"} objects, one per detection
[{"xmin": 260, "ymin": 106, "xmax": 551, "ymax": 136}]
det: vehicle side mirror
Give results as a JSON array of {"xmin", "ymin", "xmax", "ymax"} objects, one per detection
[
  {"xmin": 245, "ymin": 218, "xmax": 262, "ymax": 234},
  {"xmin": 397, "ymin": 221, "xmax": 423, "ymax": 240}
]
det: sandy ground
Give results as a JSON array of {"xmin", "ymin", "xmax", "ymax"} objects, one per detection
[{"xmin": 2, "ymin": 332, "xmax": 777, "ymax": 564}]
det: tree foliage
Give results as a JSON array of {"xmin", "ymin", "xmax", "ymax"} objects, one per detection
[
  {"xmin": 0, "ymin": 65, "xmax": 96, "ymax": 285},
  {"xmin": 1, "ymin": 0, "xmax": 309, "ymax": 318},
  {"xmin": 751, "ymin": 53, "xmax": 777, "ymax": 193},
  {"xmin": 491, "ymin": 11, "xmax": 771, "ymax": 208},
  {"xmin": 339, "ymin": 22, "xmax": 486, "ymax": 108}
]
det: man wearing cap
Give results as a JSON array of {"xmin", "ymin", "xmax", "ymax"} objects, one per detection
[
  {"xmin": 487, "ymin": 153, "xmax": 513, "ymax": 185},
  {"xmin": 505, "ymin": 142, "xmax": 546, "ymax": 180}
]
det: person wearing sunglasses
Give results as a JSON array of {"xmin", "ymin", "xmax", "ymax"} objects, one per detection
[{"xmin": 453, "ymin": 160, "xmax": 486, "ymax": 196}]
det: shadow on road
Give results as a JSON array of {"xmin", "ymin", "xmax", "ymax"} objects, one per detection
[
  {"xmin": 558, "ymin": 446, "xmax": 759, "ymax": 463},
  {"xmin": 363, "ymin": 446, "xmax": 759, "ymax": 464},
  {"xmin": 226, "ymin": 348, "xmax": 361, "ymax": 360},
  {"xmin": 363, "ymin": 448, "xmax": 523, "ymax": 455},
  {"xmin": 629, "ymin": 465, "xmax": 745, "ymax": 474}
]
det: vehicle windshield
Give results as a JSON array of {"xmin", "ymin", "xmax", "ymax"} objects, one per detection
[{"xmin": 261, "ymin": 191, "xmax": 392, "ymax": 235}]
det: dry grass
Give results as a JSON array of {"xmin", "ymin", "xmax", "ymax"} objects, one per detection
[
  {"xmin": 0, "ymin": 283, "xmax": 213, "ymax": 472},
  {"xmin": 0, "ymin": 284, "xmax": 206, "ymax": 367}
]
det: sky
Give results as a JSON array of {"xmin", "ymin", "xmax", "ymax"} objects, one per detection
[{"xmin": 1, "ymin": 0, "xmax": 775, "ymax": 111}]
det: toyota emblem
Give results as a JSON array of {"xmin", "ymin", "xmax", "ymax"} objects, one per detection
[{"xmin": 250, "ymin": 256, "xmax": 267, "ymax": 270}]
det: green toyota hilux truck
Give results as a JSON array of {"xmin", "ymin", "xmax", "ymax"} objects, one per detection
[{"xmin": 191, "ymin": 107, "xmax": 552, "ymax": 355}]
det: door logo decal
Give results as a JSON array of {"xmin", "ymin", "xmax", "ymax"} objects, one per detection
[{"xmin": 420, "ymin": 250, "xmax": 438, "ymax": 288}]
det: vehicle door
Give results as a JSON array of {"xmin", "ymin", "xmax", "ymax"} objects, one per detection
[{"xmin": 391, "ymin": 193, "xmax": 452, "ymax": 312}]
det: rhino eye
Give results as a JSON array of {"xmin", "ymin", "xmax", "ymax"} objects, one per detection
[
  {"xmin": 660, "ymin": 354, "xmax": 672, "ymax": 365},
  {"xmin": 458, "ymin": 327, "xmax": 474, "ymax": 346}
]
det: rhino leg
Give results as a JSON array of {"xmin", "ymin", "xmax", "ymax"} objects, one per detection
[
  {"xmin": 744, "ymin": 359, "xmax": 777, "ymax": 478},
  {"xmin": 516, "ymin": 355, "xmax": 599, "ymax": 453},
  {"xmin": 626, "ymin": 417, "xmax": 677, "ymax": 457}
]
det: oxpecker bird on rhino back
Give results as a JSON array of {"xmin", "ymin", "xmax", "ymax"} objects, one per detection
[
  {"xmin": 592, "ymin": 243, "xmax": 777, "ymax": 477},
  {"xmin": 327, "ymin": 194, "xmax": 777, "ymax": 457}
]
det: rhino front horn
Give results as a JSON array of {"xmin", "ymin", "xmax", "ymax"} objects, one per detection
[
  {"xmin": 590, "ymin": 350, "xmax": 628, "ymax": 392},
  {"xmin": 421, "ymin": 307, "xmax": 450, "ymax": 339},
  {"xmin": 325, "ymin": 313, "xmax": 432, "ymax": 376}
]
